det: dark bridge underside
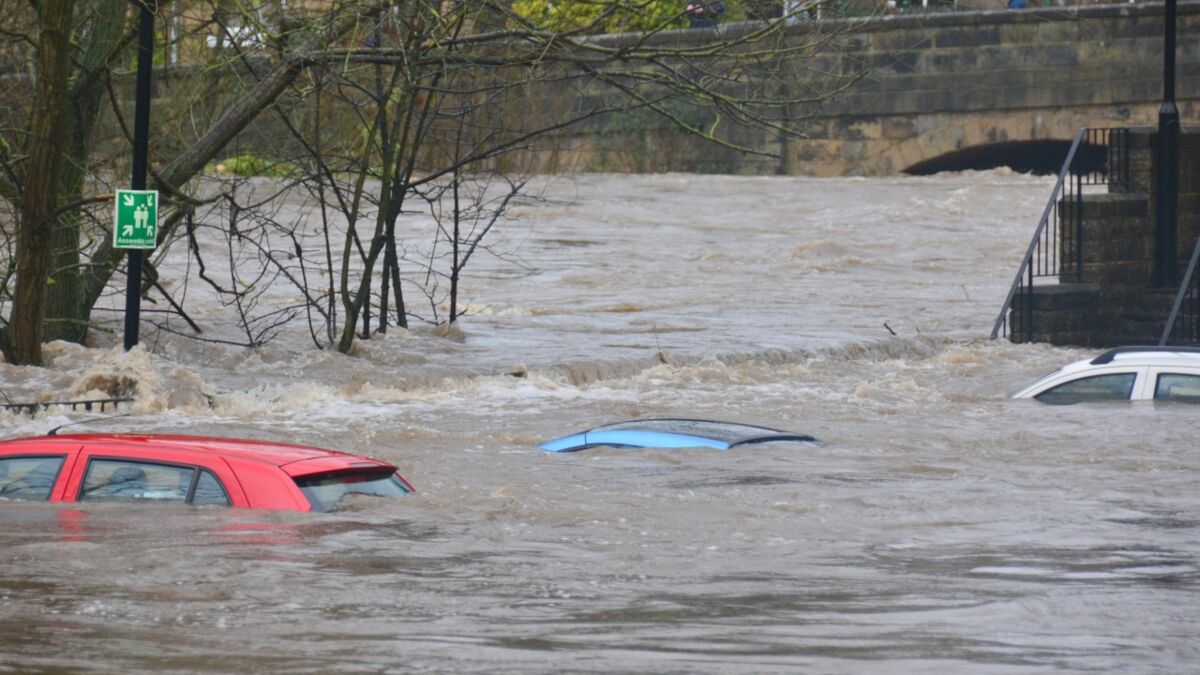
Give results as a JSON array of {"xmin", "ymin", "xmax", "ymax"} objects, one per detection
[{"xmin": 904, "ymin": 140, "xmax": 1109, "ymax": 177}]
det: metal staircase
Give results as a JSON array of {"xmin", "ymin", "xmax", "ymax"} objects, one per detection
[{"xmin": 990, "ymin": 128, "xmax": 1131, "ymax": 342}]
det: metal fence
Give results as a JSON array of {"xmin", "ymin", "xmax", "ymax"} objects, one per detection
[
  {"xmin": 1, "ymin": 397, "xmax": 133, "ymax": 417},
  {"xmin": 991, "ymin": 127, "xmax": 1131, "ymax": 341}
]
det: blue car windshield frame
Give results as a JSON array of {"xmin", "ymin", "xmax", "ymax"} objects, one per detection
[{"xmin": 540, "ymin": 419, "xmax": 817, "ymax": 452}]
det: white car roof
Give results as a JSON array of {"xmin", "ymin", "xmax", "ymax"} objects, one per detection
[
  {"xmin": 1085, "ymin": 346, "xmax": 1200, "ymax": 367},
  {"xmin": 1013, "ymin": 346, "xmax": 1200, "ymax": 399},
  {"xmin": 1054, "ymin": 347, "xmax": 1200, "ymax": 376}
]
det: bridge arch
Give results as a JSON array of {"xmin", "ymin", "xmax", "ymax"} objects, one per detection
[
  {"xmin": 902, "ymin": 139, "xmax": 1107, "ymax": 176},
  {"xmin": 781, "ymin": 2, "xmax": 1199, "ymax": 176},
  {"xmin": 843, "ymin": 105, "xmax": 1146, "ymax": 177}
]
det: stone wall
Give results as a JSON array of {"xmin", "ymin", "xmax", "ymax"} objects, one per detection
[
  {"xmin": 111, "ymin": 3, "xmax": 1200, "ymax": 179},
  {"xmin": 515, "ymin": 1, "xmax": 1200, "ymax": 176}
]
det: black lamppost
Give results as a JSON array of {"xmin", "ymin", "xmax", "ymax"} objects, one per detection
[
  {"xmin": 124, "ymin": 0, "xmax": 156, "ymax": 350},
  {"xmin": 1156, "ymin": 0, "xmax": 1179, "ymax": 288}
]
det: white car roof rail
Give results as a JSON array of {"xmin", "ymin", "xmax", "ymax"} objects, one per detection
[{"xmin": 1090, "ymin": 345, "xmax": 1200, "ymax": 365}]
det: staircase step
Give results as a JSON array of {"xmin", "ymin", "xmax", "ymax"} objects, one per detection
[{"xmin": 1011, "ymin": 283, "xmax": 1100, "ymax": 311}]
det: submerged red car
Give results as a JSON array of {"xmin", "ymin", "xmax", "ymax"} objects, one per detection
[{"xmin": 0, "ymin": 433, "xmax": 413, "ymax": 512}]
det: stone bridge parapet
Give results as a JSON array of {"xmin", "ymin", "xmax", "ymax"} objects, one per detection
[{"xmin": 522, "ymin": 2, "xmax": 1200, "ymax": 176}]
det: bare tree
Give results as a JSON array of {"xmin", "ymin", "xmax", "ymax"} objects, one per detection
[
  {"xmin": 411, "ymin": 170, "xmax": 531, "ymax": 326},
  {"xmin": 0, "ymin": 0, "xmax": 862, "ymax": 363}
]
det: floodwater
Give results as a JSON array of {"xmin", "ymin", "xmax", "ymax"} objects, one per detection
[{"xmin": 2, "ymin": 172, "xmax": 1198, "ymax": 673}]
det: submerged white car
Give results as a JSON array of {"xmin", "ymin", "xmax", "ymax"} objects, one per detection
[{"xmin": 1013, "ymin": 347, "xmax": 1200, "ymax": 404}]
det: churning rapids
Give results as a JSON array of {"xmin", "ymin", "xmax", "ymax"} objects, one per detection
[{"xmin": 2, "ymin": 171, "xmax": 1197, "ymax": 673}]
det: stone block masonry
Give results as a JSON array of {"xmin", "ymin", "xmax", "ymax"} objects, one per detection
[{"xmin": 511, "ymin": 2, "xmax": 1200, "ymax": 176}]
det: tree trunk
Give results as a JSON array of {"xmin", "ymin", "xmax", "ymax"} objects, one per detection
[
  {"xmin": 11, "ymin": 0, "xmax": 77, "ymax": 365},
  {"xmin": 337, "ymin": 234, "xmax": 388, "ymax": 354},
  {"xmin": 45, "ymin": 0, "xmax": 129, "ymax": 344}
]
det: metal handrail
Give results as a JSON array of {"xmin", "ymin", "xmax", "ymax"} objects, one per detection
[
  {"xmin": 1, "ymin": 397, "xmax": 134, "ymax": 417},
  {"xmin": 1159, "ymin": 230, "xmax": 1200, "ymax": 345},
  {"xmin": 989, "ymin": 129, "xmax": 1087, "ymax": 339},
  {"xmin": 990, "ymin": 128, "xmax": 1130, "ymax": 341}
]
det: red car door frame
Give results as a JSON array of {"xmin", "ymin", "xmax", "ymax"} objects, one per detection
[{"xmin": 64, "ymin": 443, "xmax": 250, "ymax": 507}]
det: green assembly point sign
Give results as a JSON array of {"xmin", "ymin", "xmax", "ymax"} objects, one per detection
[{"xmin": 113, "ymin": 189, "xmax": 159, "ymax": 249}]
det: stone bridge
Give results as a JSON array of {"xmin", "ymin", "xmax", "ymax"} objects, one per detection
[{"xmin": 525, "ymin": 1, "xmax": 1200, "ymax": 176}]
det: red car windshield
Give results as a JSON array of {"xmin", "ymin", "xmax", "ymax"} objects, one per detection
[{"xmin": 294, "ymin": 470, "xmax": 412, "ymax": 512}]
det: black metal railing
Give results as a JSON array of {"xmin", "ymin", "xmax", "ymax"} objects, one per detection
[
  {"xmin": 1159, "ymin": 227, "xmax": 1200, "ymax": 346},
  {"xmin": 991, "ymin": 127, "xmax": 1130, "ymax": 341},
  {"xmin": 1, "ymin": 397, "xmax": 133, "ymax": 417}
]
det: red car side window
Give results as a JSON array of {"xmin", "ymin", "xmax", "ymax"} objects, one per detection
[
  {"xmin": 192, "ymin": 469, "xmax": 231, "ymax": 506},
  {"xmin": 78, "ymin": 459, "xmax": 234, "ymax": 507},
  {"xmin": 0, "ymin": 456, "xmax": 66, "ymax": 501},
  {"xmin": 81, "ymin": 459, "xmax": 191, "ymax": 503}
]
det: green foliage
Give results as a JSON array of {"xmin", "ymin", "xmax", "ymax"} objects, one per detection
[
  {"xmin": 214, "ymin": 154, "xmax": 298, "ymax": 178},
  {"xmin": 512, "ymin": 0, "xmax": 682, "ymax": 33},
  {"xmin": 509, "ymin": 0, "xmax": 844, "ymax": 33}
]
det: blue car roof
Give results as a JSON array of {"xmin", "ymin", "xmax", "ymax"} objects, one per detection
[{"xmin": 539, "ymin": 419, "xmax": 818, "ymax": 453}]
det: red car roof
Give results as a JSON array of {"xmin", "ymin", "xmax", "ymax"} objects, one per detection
[{"xmin": 0, "ymin": 433, "xmax": 391, "ymax": 471}]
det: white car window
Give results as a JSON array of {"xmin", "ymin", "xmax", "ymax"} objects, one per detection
[
  {"xmin": 1034, "ymin": 373, "xmax": 1136, "ymax": 405},
  {"xmin": 1154, "ymin": 373, "xmax": 1200, "ymax": 403}
]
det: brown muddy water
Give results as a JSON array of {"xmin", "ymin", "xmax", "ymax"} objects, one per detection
[{"xmin": 1, "ymin": 172, "xmax": 1197, "ymax": 673}]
